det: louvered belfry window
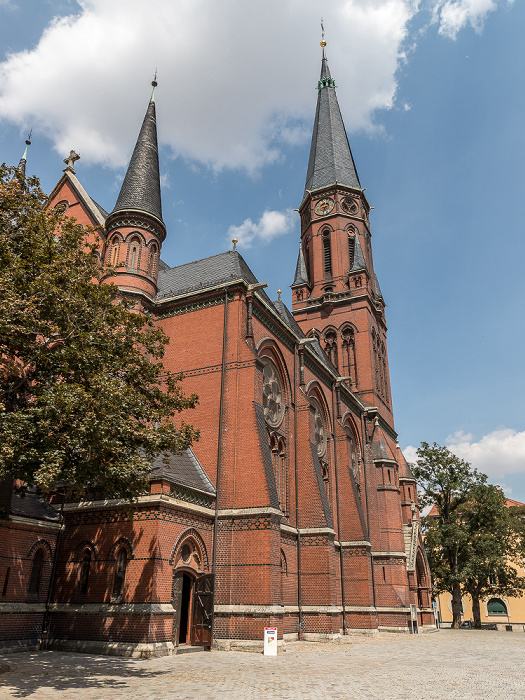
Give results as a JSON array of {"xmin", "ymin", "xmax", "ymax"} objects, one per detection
[
  {"xmin": 348, "ymin": 233, "xmax": 355, "ymax": 270},
  {"xmin": 323, "ymin": 230, "xmax": 332, "ymax": 277}
]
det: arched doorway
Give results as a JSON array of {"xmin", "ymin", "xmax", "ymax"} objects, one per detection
[
  {"xmin": 170, "ymin": 533, "xmax": 213, "ymax": 648},
  {"xmin": 172, "ymin": 570, "xmax": 214, "ymax": 648}
]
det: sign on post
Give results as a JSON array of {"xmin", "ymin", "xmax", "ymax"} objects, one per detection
[
  {"xmin": 264, "ymin": 627, "xmax": 278, "ymax": 655},
  {"xmin": 410, "ymin": 604, "xmax": 419, "ymax": 634}
]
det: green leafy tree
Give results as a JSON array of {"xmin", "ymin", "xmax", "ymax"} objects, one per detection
[
  {"xmin": 458, "ymin": 484, "xmax": 525, "ymax": 628},
  {"xmin": 0, "ymin": 164, "xmax": 199, "ymax": 500},
  {"xmin": 412, "ymin": 442, "xmax": 486, "ymax": 628}
]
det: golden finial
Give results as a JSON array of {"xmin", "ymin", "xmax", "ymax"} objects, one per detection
[
  {"xmin": 277, "ymin": 289, "xmax": 282, "ymax": 300},
  {"xmin": 232, "ymin": 238, "xmax": 238, "ymax": 251},
  {"xmin": 320, "ymin": 17, "xmax": 326, "ymax": 47}
]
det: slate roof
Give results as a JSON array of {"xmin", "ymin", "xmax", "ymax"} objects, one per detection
[
  {"xmin": 150, "ymin": 448, "xmax": 215, "ymax": 495},
  {"xmin": 291, "ymin": 246, "xmax": 310, "ymax": 287},
  {"xmin": 111, "ymin": 98, "xmax": 164, "ymax": 223},
  {"xmin": 157, "ymin": 250, "xmax": 260, "ymax": 300},
  {"xmin": 304, "ymin": 51, "xmax": 361, "ymax": 197},
  {"xmin": 370, "ymin": 431, "xmax": 396, "ymax": 461},
  {"xmin": 350, "ymin": 233, "xmax": 367, "ymax": 272},
  {"xmin": 10, "ymin": 488, "xmax": 61, "ymax": 522}
]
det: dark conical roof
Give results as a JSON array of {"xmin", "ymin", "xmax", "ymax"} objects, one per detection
[
  {"xmin": 291, "ymin": 246, "xmax": 310, "ymax": 287},
  {"xmin": 17, "ymin": 139, "xmax": 31, "ymax": 176},
  {"xmin": 112, "ymin": 95, "xmax": 163, "ymax": 223},
  {"xmin": 350, "ymin": 233, "xmax": 367, "ymax": 272},
  {"xmin": 304, "ymin": 49, "xmax": 361, "ymax": 197}
]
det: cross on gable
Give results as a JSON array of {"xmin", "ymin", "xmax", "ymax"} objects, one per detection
[{"xmin": 63, "ymin": 150, "xmax": 80, "ymax": 172}]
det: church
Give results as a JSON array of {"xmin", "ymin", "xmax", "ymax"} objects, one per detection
[{"xmin": 0, "ymin": 43, "xmax": 434, "ymax": 656}]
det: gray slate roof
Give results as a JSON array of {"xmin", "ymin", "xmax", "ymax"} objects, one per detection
[
  {"xmin": 10, "ymin": 488, "xmax": 60, "ymax": 522},
  {"xmin": 304, "ymin": 52, "xmax": 361, "ymax": 197},
  {"xmin": 157, "ymin": 250, "xmax": 260, "ymax": 300},
  {"xmin": 291, "ymin": 246, "xmax": 310, "ymax": 287},
  {"xmin": 150, "ymin": 448, "xmax": 215, "ymax": 494},
  {"xmin": 111, "ymin": 99, "xmax": 164, "ymax": 223},
  {"xmin": 350, "ymin": 234, "xmax": 367, "ymax": 272}
]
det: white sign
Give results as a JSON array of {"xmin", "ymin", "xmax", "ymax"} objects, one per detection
[{"xmin": 264, "ymin": 627, "xmax": 278, "ymax": 656}]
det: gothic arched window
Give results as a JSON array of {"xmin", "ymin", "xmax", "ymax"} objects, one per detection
[
  {"xmin": 28, "ymin": 548, "xmax": 45, "ymax": 594},
  {"xmin": 304, "ymin": 240, "xmax": 311, "ymax": 284},
  {"xmin": 310, "ymin": 398, "xmax": 327, "ymax": 457},
  {"xmin": 113, "ymin": 547, "xmax": 128, "ymax": 600},
  {"xmin": 128, "ymin": 237, "xmax": 141, "ymax": 270},
  {"xmin": 323, "ymin": 329, "xmax": 338, "ymax": 370},
  {"xmin": 148, "ymin": 243, "xmax": 158, "ymax": 276},
  {"xmin": 348, "ymin": 231, "xmax": 355, "ymax": 270},
  {"xmin": 322, "ymin": 229, "xmax": 332, "ymax": 278},
  {"xmin": 108, "ymin": 236, "xmax": 120, "ymax": 267},
  {"xmin": 346, "ymin": 429, "xmax": 359, "ymax": 477},
  {"xmin": 78, "ymin": 548, "xmax": 91, "ymax": 595},
  {"xmin": 262, "ymin": 358, "xmax": 285, "ymax": 428},
  {"xmin": 341, "ymin": 327, "xmax": 357, "ymax": 387},
  {"xmin": 278, "ymin": 439, "xmax": 287, "ymax": 513}
]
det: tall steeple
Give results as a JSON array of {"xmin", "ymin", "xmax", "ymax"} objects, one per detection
[
  {"xmin": 111, "ymin": 81, "xmax": 164, "ymax": 226},
  {"xmin": 292, "ymin": 41, "xmax": 393, "ymax": 426},
  {"xmin": 303, "ymin": 44, "xmax": 360, "ymax": 198},
  {"xmin": 17, "ymin": 134, "xmax": 31, "ymax": 176},
  {"xmin": 104, "ymin": 80, "xmax": 165, "ymax": 301}
]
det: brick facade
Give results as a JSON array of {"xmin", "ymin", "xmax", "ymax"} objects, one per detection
[{"xmin": 0, "ymin": 50, "xmax": 435, "ymax": 655}]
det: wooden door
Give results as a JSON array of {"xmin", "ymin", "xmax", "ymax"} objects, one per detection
[
  {"xmin": 191, "ymin": 574, "xmax": 214, "ymax": 647},
  {"xmin": 171, "ymin": 571, "xmax": 184, "ymax": 645}
]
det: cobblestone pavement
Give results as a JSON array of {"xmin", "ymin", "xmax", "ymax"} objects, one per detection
[{"xmin": 1, "ymin": 630, "xmax": 524, "ymax": 699}]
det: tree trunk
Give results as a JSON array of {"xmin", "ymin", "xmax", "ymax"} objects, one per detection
[
  {"xmin": 471, "ymin": 593, "xmax": 482, "ymax": 629},
  {"xmin": 451, "ymin": 583, "xmax": 462, "ymax": 628}
]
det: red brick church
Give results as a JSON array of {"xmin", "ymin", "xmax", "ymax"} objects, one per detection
[{"xmin": 0, "ymin": 44, "xmax": 434, "ymax": 656}]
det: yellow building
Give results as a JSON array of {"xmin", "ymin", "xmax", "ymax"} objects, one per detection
[{"xmin": 435, "ymin": 498, "xmax": 525, "ymax": 631}]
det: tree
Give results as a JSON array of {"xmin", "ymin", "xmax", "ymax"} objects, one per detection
[
  {"xmin": 412, "ymin": 442, "xmax": 487, "ymax": 628},
  {"xmin": 458, "ymin": 484, "xmax": 525, "ymax": 628},
  {"xmin": 0, "ymin": 164, "xmax": 199, "ymax": 500}
]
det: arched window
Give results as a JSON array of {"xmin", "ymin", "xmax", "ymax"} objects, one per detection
[
  {"xmin": 108, "ymin": 236, "xmax": 120, "ymax": 267},
  {"xmin": 348, "ymin": 231, "xmax": 355, "ymax": 270},
  {"xmin": 310, "ymin": 398, "xmax": 327, "ymax": 457},
  {"xmin": 487, "ymin": 598, "xmax": 507, "ymax": 615},
  {"xmin": 323, "ymin": 329, "xmax": 338, "ymax": 370},
  {"xmin": 278, "ymin": 439, "xmax": 287, "ymax": 513},
  {"xmin": 262, "ymin": 358, "xmax": 285, "ymax": 428},
  {"xmin": 28, "ymin": 548, "xmax": 45, "ymax": 594},
  {"xmin": 78, "ymin": 548, "xmax": 91, "ymax": 595},
  {"xmin": 128, "ymin": 238, "xmax": 141, "ymax": 270},
  {"xmin": 346, "ymin": 429, "xmax": 358, "ymax": 477},
  {"xmin": 148, "ymin": 244, "xmax": 158, "ymax": 276},
  {"xmin": 341, "ymin": 327, "xmax": 357, "ymax": 387},
  {"xmin": 322, "ymin": 230, "xmax": 332, "ymax": 278},
  {"xmin": 304, "ymin": 240, "xmax": 311, "ymax": 284},
  {"xmin": 113, "ymin": 547, "xmax": 128, "ymax": 599}
]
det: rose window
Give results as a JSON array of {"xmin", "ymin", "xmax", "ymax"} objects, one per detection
[{"xmin": 262, "ymin": 359, "xmax": 285, "ymax": 427}]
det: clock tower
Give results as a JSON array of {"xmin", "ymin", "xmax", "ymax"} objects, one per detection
[{"xmin": 292, "ymin": 42, "xmax": 393, "ymax": 427}]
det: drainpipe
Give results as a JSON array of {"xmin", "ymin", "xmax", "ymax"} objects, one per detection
[
  {"xmin": 360, "ymin": 411, "xmax": 379, "ymax": 627},
  {"xmin": 41, "ymin": 490, "xmax": 66, "ymax": 649},
  {"xmin": 293, "ymin": 337, "xmax": 316, "ymax": 640},
  {"xmin": 331, "ymin": 378, "xmax": 351, "ymax": 635},
  {"xmin": 211, "ymin": 288, "xmax": 229, "ymax": 645}
]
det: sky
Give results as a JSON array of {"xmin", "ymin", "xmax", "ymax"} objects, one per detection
[{"xmin": 1, "ymin": 0, "xmax": 524, "ymax": 501}]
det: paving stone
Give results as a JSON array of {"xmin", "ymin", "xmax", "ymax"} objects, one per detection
[{"xmin": 0, "ymin": 630, "xmax": 523, "ymax": 699}]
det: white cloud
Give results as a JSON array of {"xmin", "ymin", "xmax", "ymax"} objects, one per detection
[
  {"xmin": 228, "ymin": 209, "xmax": 295, "ymax": 249},
  {"xmin": 431, "ymin": 0, "xmax": 507, "ymax": 39},
  {"xmin": 403, "ymin": 428, "xmax": 525, "ymax": 480},
  {"xmin": 0, "ymin": 0, "xmax": 420, "ymax": 172}
]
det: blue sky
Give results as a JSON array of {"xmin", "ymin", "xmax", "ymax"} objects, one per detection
[{"xmin": 1, "ymin": 0, "xmax": 524, "ymax": 500}]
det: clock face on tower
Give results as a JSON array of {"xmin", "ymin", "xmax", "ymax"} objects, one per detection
[{"xmin": 314, "ymin": 197, "xmax": 334, "ymax": 216}]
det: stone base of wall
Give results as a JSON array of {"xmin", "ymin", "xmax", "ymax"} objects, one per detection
[
  {"xmin": 0, "ymin": 638, "xmax": 40, "ymax": 654},
  {"xmin": 48, "ymin": 638, "xmax": 175, "ymax": 658},
  {"xmin": 212, "ymin": 637, "xmax": 286, "ymax": 653}
]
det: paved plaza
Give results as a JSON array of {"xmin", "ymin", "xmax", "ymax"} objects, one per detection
[{"xmin": 0, "ymin": 630, "xmax": 524, "ymax": 699}]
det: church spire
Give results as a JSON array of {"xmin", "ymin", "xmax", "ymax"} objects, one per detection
[
  {"xmin": 304, "ymin": 42, "xmax": 360, "ymax": 197},
  {"xmin": 111, "ymin": 79, "xmax": 164, "ymax": 226},
  {"xmin": 17, "ymin": 133, "xmax": 31, "ymax": 176}
]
